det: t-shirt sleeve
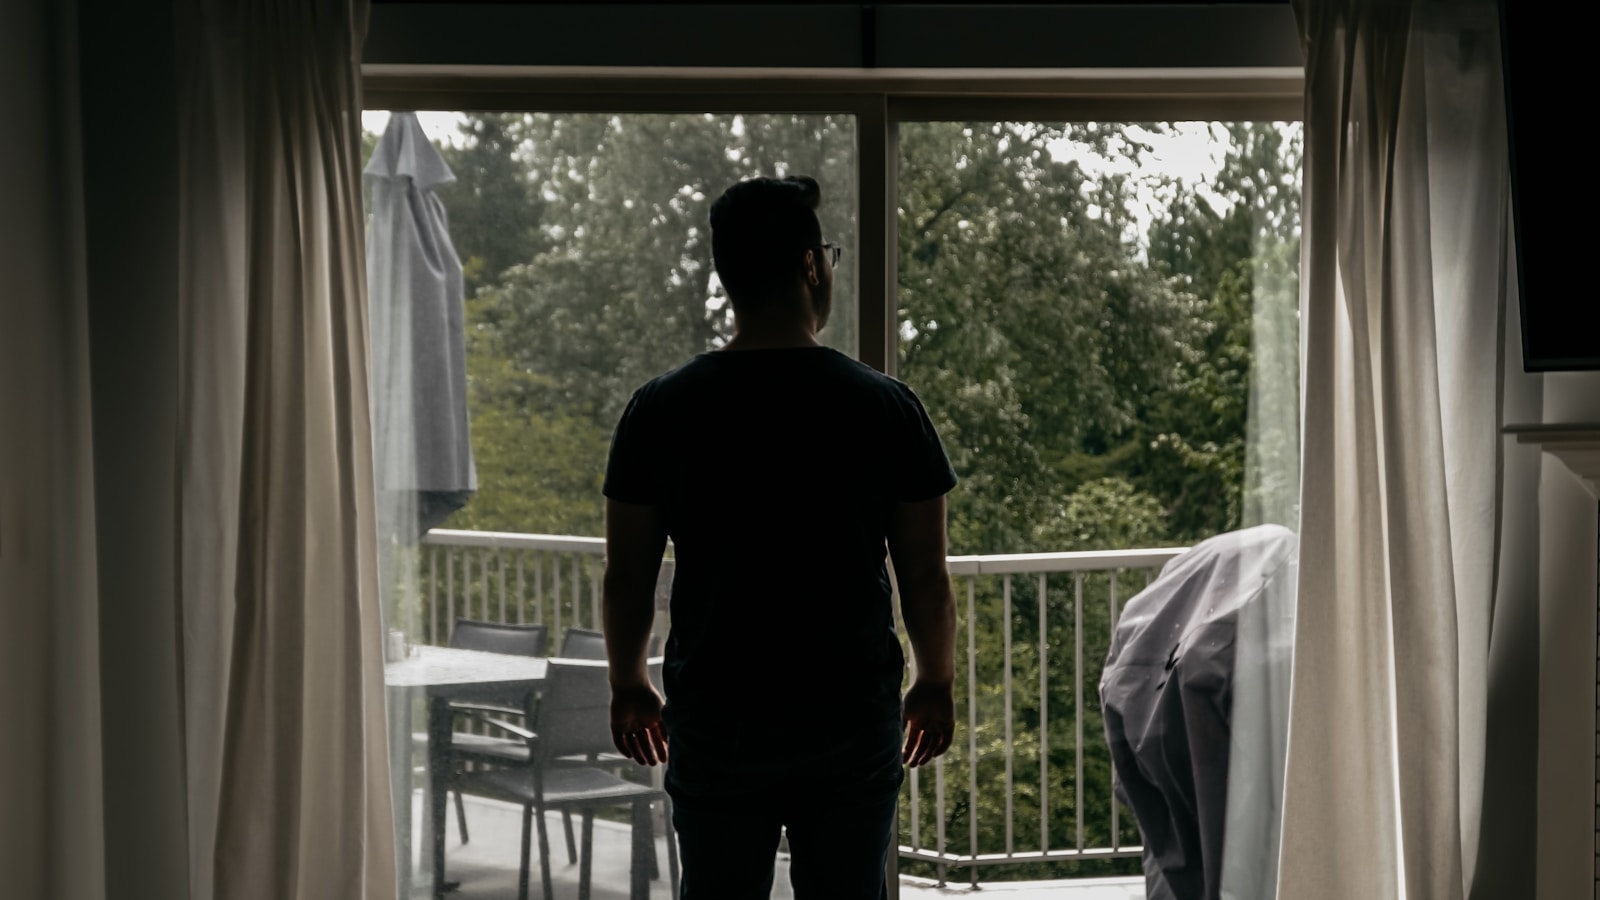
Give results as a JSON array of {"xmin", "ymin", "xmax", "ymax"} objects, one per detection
[
  {"xmin": 603, "ymin": 388, "xmax": 658, "ymax": 505},
  {"xmin": 892, "ymin": 383, "xmax": 958, "ymax": 503}
]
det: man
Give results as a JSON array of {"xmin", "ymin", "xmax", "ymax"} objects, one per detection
[{"xmin": 601, "ymin": 175, "xmax": 958, "ymax": 898}]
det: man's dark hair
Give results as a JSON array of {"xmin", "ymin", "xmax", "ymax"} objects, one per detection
[{"xmin": 708, "ymin": 175, "xmax": 823, "ymax": 313}]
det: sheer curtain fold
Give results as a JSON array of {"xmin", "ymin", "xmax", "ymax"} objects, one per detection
[
  {"xmin": 1280, "ymin": 2, "xmax": 1508, "ymax": 899},
  {"xmin": 176, "ymin": 10, "xmax": 246, "ymax": 899},
  {"xmin": 177, "ymin": 2, "xmax": 395, "ymax": 898}
]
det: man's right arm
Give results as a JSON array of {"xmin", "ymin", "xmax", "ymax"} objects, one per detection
[{"xmin": 889, "ymin": 494, "xmax": 957, "ymax": 768}]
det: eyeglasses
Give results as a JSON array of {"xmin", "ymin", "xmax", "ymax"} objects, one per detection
[{"xmin": 817, "ymin": 243, "xmax": 843, "ymax": 267}]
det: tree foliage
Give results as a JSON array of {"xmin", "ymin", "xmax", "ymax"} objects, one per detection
[{"xmin": 425, "ymin": 113, "xmax": 860, "ymax": 525}]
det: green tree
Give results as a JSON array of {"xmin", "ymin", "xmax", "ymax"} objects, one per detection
[
  {"xmin": 478, "ymin": 112, "xmax": 858, "ymax": 425},
  {"xmin": 1142, "ymin": 122, "xmax": 1302, "ymax": 537},
  {"xmin": 436, "ymin": 113, "xmax": 550, "ymax": 296},
  {"xmin": 897, "ymin": 122, "xmax": 1199, "ymax": 556},
  {"xmin": 424, "ymin": 112, "xmax": 859, "ymax": 536}
]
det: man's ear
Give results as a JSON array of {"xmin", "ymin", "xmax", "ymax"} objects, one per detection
[{"xmin": 803, "ymin": 248, "xmax": 820, "ymax": 286}]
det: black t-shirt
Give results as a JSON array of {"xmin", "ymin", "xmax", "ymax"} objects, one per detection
[{"xmin": 603, "ymin": 346, "xmax": 957, "ymax": 728}]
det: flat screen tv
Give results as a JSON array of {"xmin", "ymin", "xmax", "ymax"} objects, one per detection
[{"xmin": 1501, "ymin": 0, "xmax": 1599, "ymax": 371}]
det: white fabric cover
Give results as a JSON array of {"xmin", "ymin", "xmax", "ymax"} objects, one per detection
[
  {"xmin": 1279, "ymin": 1, "xmax": 1509, "ymax": 898},
  {"xmin": 1101, "ymin": 526, "xmax": 1298, "ymax": 900}
]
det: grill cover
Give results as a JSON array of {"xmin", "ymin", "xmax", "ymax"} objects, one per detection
[{"xmin": 1100, "ymin": 525, "xmax": 1297, "ymax": 900}]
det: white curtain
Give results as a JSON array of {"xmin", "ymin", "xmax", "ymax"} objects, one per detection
[
  {"xmin": 1279, "ymin": 1, "xmax": 1509, "ymax": 898},
  {"xmin": 0, "ymin": 1, "xmax": 107, "ymax": 898},
  {"xmin": 176, "ymin": 6, "xmax": 246, "ymax": 896},
  {"xmin": 176, "ymin": 1, "xmax": 396, "ymax": 898}
]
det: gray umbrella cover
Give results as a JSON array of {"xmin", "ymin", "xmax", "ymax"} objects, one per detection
[
  {"xmin": 1099, "ymin": 525, "xmax": 1297, "ymax": 900},
  {"xmin": 365, "ymin": 112, "xmax": 476, "ymax": 542}
]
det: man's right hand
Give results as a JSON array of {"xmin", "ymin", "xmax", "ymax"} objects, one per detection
[
  {"xmin": 610, "ymin": 679, "xmax": 669, "ymax": 767},
  {"xmin": 902, "ymin": 677, "xmax": 955, "ymax": 768}
]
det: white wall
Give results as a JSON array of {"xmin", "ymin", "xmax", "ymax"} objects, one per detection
[{"xmin": 1474, "ymin": 277, "xmax": 1544, "ymax": 897}]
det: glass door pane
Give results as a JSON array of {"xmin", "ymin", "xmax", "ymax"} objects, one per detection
[
  {"xmin": 894, "ymin": 120, "xmax": 1302, "ymax": 885},
  {"xmin": 363, "ymin": 109, "xmax": 858, "ymax": 897}
]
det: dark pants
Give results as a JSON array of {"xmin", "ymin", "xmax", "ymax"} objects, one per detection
[{"xmin": 664, "ymin": 713, "xmax": 903, "ymax": 899}]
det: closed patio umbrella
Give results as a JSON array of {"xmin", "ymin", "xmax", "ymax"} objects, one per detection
[{"xmin": 366, "ymin": 112, "xmax": 475, "ymax": 542}]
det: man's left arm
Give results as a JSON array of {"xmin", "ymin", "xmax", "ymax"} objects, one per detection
[{"xmin": 603, "ymin": 497, "xmax": 669, "ymax": 766}]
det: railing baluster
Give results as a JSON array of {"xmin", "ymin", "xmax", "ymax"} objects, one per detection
[
  {"xmin": 445, "ymin": 548, "xmax": 455, "ymax": 642},
  {"xmin": 571, "ymin": 552, "xmax": 581, "ymax": 635},
  {"xmin": 966, "ymin": 576, "xmax": 977, "ymax": 888},
  {"xmin": 516, "ymin": 551, "xmax": 525, "ymax": 625},
  {"xmin": 428, "ymin": 546, "xmax": 438, "ymax": 645},
  {"xmin": 463, "ymin": 549, "xmax": 473, "ymax": 626},
  {"xmin": 464, "ymin": 548, "xmax": 473, "ymax": 622},
  {"xmin": 1003, "ymin": 574, "xmax": 1013, "ymax": 857},
  {"xmin": 497, "ymin": 549, "xmax": 506, "ymax": 624},
  {"xmin": 1074, "ymin": 571, "xmax": 1084, "ymax": 852},
  {"xmin": 903, "ymin": 574, "xmax": 921, "ymax": 854},
  {"xmin": 394, "ymin": 543, "xmax": 408, "ymax": 639},
  {"xmin": 935, "ymin": 754, "xmax": 946, "ymax": 887},
  {"xmin": 408, "ymin": 545, "xmax": 419, "ymax": 639},
  {"xmin": 590, "ymin": 555, "xmax": 601, "ymax": 630},
  {"xmin": 1039, "ymin": 571, "xmax": 1048, "ymax": 853},
  {"xmin": 909, "ymin": 766, "xmax": 920, "ymax": 852},
  {"xmin": 552, "ymin": 554, "xmax": 562, "ymax": 644},
  {"xmin": 534, "ymin": 553, "xmax": 543, "ymax": 626},
  {"xmin": 1109, "ymin": 569, "xmax": 1120, "ymax": 850},
  {"xmin": 479, "ymin": 548, "xmax": 490, "ymax": 622}
]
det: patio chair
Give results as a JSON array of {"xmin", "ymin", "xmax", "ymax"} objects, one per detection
[
  {"xmin": 429, "ymin": 620, "xmax": 549, "ymax": 846},
  {"xmin": 552, "ymin": 629, "xmax": 666, "ymax": 872},
  {"xmin": 557, "ymin": 627, "xmax": 662, "ymax": 660},
  {"xmin": 454, "ymin": 658, "xmax": 679, "ymax": 900}
]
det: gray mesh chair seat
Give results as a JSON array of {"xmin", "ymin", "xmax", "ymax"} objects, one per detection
[
  {"xmin": 472, "ymin": 766, "xmax": 664, "ymax": 808},
  {"xmin": 557, "ymin": 627, "xmax": 663, "ymax": 660}
]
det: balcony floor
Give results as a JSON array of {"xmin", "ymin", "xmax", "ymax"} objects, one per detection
[{"xmin": 412, "ymin": 795, "xmax": 1143, "ymax": 899}]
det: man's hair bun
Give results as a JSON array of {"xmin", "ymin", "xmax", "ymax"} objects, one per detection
[
  {"xmin": 708, "ymin": 175, "xmax": 826, "ymax": 312},
  {"xmin": 785, "ymin": 175, "xmax": 821, "ymax": 210}
]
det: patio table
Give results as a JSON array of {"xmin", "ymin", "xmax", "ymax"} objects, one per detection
[{"xmin": 386, "ymin": 645, "xmax": 548, "ymax": 898}]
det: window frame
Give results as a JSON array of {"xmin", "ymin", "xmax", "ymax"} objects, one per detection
[{"xmin": 363, "ymin": 11, "xmax": 1306, "ymax": 892}]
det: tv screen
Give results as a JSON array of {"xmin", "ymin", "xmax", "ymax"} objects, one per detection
[{"xmin": 1502, "ymin": 0, "xmax": 1599, "ymax": 371}]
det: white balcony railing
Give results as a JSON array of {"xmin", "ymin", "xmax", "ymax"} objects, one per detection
[{"xmin": 395, "ymin": 528, "xmax": 1186, "ymax": 887}]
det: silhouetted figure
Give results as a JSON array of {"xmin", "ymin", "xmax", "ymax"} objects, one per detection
[{"xmin": 601, "ymin": 175, "xmax": 959, "ymax": 899}]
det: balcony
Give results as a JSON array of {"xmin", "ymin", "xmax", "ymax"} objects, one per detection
[{"xmin": 391, "ymin": 528, "xmax": 1180, "ymax": 897}]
